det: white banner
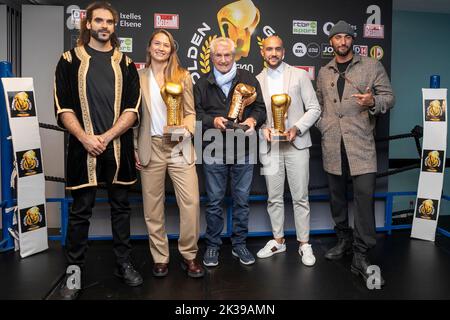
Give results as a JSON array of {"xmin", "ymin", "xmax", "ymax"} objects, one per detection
[
  {"xmin": 411, "ymin": 88, "xmax": 448, "ymax": 241},
  {"xmin": 1, "ymin": 77, "xmax": 48, "ymax": 257}
]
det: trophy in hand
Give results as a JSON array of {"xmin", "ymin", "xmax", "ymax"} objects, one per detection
[
  {"xmin": 271, "ymin": 94, "xmax": 291, "ymax": 141},
  {"xmin": 161, "ymin": 82, "xmax": 186, "ymax": 143},
  {"xmin": 226, "ymin": 83, "xmax": 257, "ymax": 131}
]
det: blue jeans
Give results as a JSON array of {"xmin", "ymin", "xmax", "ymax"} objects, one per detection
[{"xmin": 203, "ymin": 162, "xmax": 254, "ymax": 248}]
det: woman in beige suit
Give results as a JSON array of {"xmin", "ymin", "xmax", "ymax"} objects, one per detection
[{"xmin": 134, "ymin": 29, "xmax": 204, "ymax": 278}]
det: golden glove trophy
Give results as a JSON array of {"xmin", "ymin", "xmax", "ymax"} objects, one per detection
[
  {"xmin": 161, "ymin": 82, "xmax": 186, "ymax": 143},
  {"xmin": 271, "ymin": 94, "xmax": 291, "ymax": 141},
  {"xmin": 418, "ymin": 199, "xmax": 435, "ymax": 219},
  {"xmin": 424, "ymin": 150, "xmax": 441, "ymax": 172},
  {"xmin": 426, "ymin": 99, "xmax": 444, "ymax": 121},
  {"xmin": 225, "ymin": 83, "xmax": 257, "ymax": 131},
  {"xmin": 217, "ymin": 0, "xmax": 260, "ymax": 61}
]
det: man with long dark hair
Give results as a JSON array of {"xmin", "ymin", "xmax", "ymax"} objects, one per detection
[{"xmin": 54, "ymin": 1, "xmax": 142, "ymax": 300}]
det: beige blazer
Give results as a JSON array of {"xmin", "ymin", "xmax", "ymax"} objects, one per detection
[
  {"xmin": 134, "ymin": 68, "xmax": 196, "ymax": 166},
  {"xmin": 256, "ymin": 62, "xmax": 321, "ymax": 151}
]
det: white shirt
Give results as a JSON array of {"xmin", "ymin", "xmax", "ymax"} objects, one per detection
[
  {"xmin": 267, "ymin": 62, "xmax": 284, "ymax": 97},
  {"xmin": 149, "ymin": 70, "xmax": 167, "ymax": 136},
  {"xmin": 267, "ymin": 63, "xmax": 288, "ymax": 129}
]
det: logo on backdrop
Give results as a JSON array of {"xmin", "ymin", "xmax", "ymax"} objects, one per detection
[
  {"xmin": 321, "ymin": 43, "xmax": 334, "ymax": 58},
  {"xmin": 425, "ymin": 99, "xmax": 446, "ymax": 122},
  {"xmin": 295, "ymin": 66, "xmax": 315, "ymax": 80},
  {"xmin": 17, "ymin": 149, "xmax": 43, "ymax": 177},
  {"xmin": 119, "ymin": 12, "xmax": 142, "ymax": 28},
  {"xmin": 370, "ymin": 45, "xmax": 384, "ymax": 60},
  {"xmin": 363, "ymin": 24, "xmax": 384, "ymax": 39},
  {"xmin": 306, "ymin": 43, "xmax": 320, "ymax": 58},
  {"xmin": 154, "ymin": 13, "xmax": 179, "ymax": 29},
  {"xmin": 8, "ymin": 91, "xmax": 35, "ymax": 118},
  {"xmin": 20, "ymin": 204, "xmax": 46, "ymax": 233},
  {"xmin": 66, "ymin": 5, "xmax": 86, "ymax": 30},
  {"xmin": 186, "ymin": 0, "xmax": 272, "ymax": 83},
  {"xmin": 119, "ymin": 37, "xmax": 133, "ymax": 53},
  {"xmin": 353, "ymin": 45, "xmax": 368, "ymax": 57},
  {"xmin": 134, "ymin": 62, "xmax": 146, "ymax": 70},
  {"xmin": 422, "ymin": 150, "xmax": 444, "ymax": 173},
  {"xmin": 415, "ymin": 198, "xmax": 438, "ymax": 221},
  {"xmin": 292, "ymin": 42, "xmax": 307, "ymax": 57},
  {"xmin": 292, "ymin": 20, "xmax": 317, "ymax": 35}
]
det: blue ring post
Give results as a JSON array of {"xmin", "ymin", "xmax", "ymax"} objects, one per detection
[
  {"xmin": 430, "ymin": 75, "xmax": 440, "ymax": 89},
  {"xmin": 0, "ymin": 61, "xmax": 14, "ymax": 251}
]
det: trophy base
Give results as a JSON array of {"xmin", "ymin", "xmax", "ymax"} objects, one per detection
[
  {"xmin": 272, "ymin": 133, "xmax": 289, "ymax": 142},
  {"xmin": 224, "ymin": 120, "xmax": 249, "ymax": 132},
  {"xmin": 163, "ymin": 125, "xmax": 187, "ymax": 144}
]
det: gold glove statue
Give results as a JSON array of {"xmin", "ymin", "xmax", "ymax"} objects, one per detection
[
  {"xmin": 217, "ymin": 0, "xmax": 260, "ymax": 61},
  {"xmin": 419, "ymin": 199, "xmax": 435, "ymax": 219},
  {"xmin": 13, "ymin": 91, "xmax": 32, "ymax": 116},
  {"xmin": 427, "ymin": 99, "xmax": 444, "ymax": 121},
  {"xmin": 226, "ymin": 83, "xmax": 257, "ymax": 130},
  {"xmin": 271, "ymin": 94, "xmax": 291, "ymax": 141},
  {"xmin": 424, "ymin": 150, "xmax": 440, "ymax": 172},
  {"xmin": 160, "ymin": 82, "xmax": 187, "ymax": 141}
]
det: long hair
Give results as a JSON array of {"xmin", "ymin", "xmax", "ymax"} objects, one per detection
[
  {"xmin": 145, "ymin": 29, "xmax": 187, "ymax": 84},
  {"xmin": 77, "ymin": 1, "xmax": 119, "ymax": 48}
]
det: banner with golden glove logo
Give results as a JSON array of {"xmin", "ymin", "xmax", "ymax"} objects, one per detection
[
  {"xmin": 1, "ymin": 77, "xmax": 48, "ymax": 258},
  {"xmin": 411, "ymin": 88, "xmax": 447, "ymax": 241}
]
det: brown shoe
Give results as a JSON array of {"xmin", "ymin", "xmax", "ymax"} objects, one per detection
[
  {"xmin": 181, "ymin": 258, "xmax": 205, "ymax": 278},
  {"xmin": 152, "ymin": 263, "xmax": 168, "ymax": 277}
]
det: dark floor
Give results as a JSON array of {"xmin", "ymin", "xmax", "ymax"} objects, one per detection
[{"xmin": 1, "ymin": 231, "xmax": 450, "ymax": 300}]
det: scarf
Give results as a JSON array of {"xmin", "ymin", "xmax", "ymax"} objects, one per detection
[{"xmin": 214, "ymin": 62, "xmax": 237, "ymax": 97}]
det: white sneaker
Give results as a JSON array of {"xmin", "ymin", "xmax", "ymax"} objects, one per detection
[
  {"xmin": 299, "ymin": 243, "xmax": 316, "ymax": 266},
  {"xmin": 257, "ymin": 239, "xmax": 286, "ymax": 258}
]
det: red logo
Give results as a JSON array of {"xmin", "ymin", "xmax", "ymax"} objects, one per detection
[
  {"xmin": 154, "ymin": 13, "xmax": 179, "ymax": 29},
  {"xmin": 363, "ymin": 24, "xmax": 384, "ymax": 39},
  {"xmin": 134, "ymin": 62, "xmax": 146, "ymax": 70},
  {"xmin": 295, "ymin": 66, "xmax": 315, "ymax": 80},
  {"xmin": 353, "ymin": 45, "xmax": 368, "ymax": 57}
]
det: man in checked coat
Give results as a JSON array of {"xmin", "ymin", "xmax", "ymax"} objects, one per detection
[{"xmin": 316, "ymin": 21, "xmax": 395, "ymax": 287}]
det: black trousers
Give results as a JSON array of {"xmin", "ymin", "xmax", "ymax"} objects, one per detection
[
  {"xmin": 65, "ymin": 148, "xmax": 131, "ymax": 267},
  {"xmin": 327, "ymin": 141, "xmax": 376, "ymax": 253}
]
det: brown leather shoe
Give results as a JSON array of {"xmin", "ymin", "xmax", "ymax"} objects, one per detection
[
  {"xmin": 181, "ymin": 259, "xmax": 205, "ymax": 278},
  {"xmin": 152, "ymin": 263, "xmax": 168, "ymax": 277}
]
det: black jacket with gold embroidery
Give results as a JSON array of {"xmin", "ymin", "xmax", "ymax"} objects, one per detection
[{"xmin": 54, "ymin": 46, "xmax": 141, "ymax": 190}]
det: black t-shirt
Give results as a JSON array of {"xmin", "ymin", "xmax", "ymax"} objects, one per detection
[
  {"xmin": 85, "ymin": 45, "xmax": 115, "ymax": 138},
  {"xmin": 336, "ymin": 58, "xmax": 353, "ymax": 101}
]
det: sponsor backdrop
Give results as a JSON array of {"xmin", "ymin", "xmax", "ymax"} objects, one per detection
[
  {"xmin": 411, "ymin": 89, "xmax": 447, "ymax": 241},
  {"xmin": 1, "ymin": 78, "xmax": 48, "ymax": 257},
  {"xmin": 63, "ymin": 0, "xmax": 392, "ymax": 196}
]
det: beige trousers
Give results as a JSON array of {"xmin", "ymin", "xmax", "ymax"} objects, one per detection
[
  {"xmin": 263, "ymin": 143, "xmax": 310, "ymax": 242},
  {"xmin": 140, "ymin": 137, "xmax": 200, "ymax": 263}
]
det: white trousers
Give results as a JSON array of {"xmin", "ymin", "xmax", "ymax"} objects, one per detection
[{"xmin": 263, "ymin": 143, "xmax": 310, "ymax": 242}]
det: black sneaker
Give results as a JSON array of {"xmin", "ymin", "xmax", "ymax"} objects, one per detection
[{"xmin": 114, "ymin": 262, "xmax": 143, "ymax": 287}]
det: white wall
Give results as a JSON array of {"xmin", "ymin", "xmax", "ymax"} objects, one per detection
[
  {"xmin": 0, "ymin": 5, "xmax": 7, "ymax": 62},
  {"xmin": 21, "ymin": 5, "xmax": 65, "ymax": 228}
]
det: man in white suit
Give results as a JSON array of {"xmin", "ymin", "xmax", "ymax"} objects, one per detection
[{"xmin": 256, "ymin": 35, "xmax": 321, "ymax": 266}]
